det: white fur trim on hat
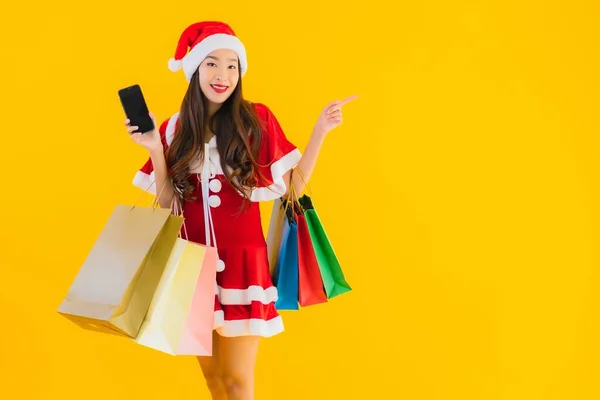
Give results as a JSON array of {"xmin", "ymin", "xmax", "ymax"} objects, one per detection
[{"xmin": 181, "ymin": 33, "xmax": 247, "ymax": 82}]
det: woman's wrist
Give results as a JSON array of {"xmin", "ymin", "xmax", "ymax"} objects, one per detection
[
  {"xmin": 149, "ymin": 144, "xmax": 164, "ymax": 158},
  {"xmin": 311, "ymin": 127, "xmax": 327, "ymax": 142}
]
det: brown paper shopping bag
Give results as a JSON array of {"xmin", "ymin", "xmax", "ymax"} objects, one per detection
[
  {"xmin": 57, "ymin": 203, "xmax": 183, "ymax": 338},
  {"xmin": 266, "ymin": 197, "xmax": 288, "ymax": 277}
]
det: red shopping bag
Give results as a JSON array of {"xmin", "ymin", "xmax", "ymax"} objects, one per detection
[{"xmin": 296, "ymin": 212, "xmax": 328, "ymax": 307}]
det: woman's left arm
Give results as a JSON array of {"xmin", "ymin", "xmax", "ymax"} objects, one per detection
[{"xmin": 283, "ymin": 95, "xmax": 358, "ymax": 195}]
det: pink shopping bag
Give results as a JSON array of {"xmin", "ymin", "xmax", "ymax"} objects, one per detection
[{"xmin": 178, "ymin": 246, "xmax": 218, "ymax": 355}]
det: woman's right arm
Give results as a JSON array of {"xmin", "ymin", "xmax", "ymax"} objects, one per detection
[
  {"xmin": 148, "ymin": 145, "xmax": 176, "ymax": 209},
  {"xmin": 126, "ymin": 112, "xmax": 176, "ymax": 209}
]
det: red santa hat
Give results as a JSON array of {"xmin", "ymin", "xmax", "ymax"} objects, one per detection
[{"xmin": 168, "ymin": 21, "xmax": 248, "ymax": 82}]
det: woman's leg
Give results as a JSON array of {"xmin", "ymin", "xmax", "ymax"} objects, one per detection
[
  {"xmin": 218, "ymin": 334, "xmax": 261, "ymax": 400},
  {"xmin": 197, "ymin": 330, "xmax": 227, "ymax": 400}
]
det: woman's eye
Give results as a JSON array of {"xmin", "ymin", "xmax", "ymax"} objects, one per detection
[
  {"xmin": 228, "ymin": 65, "xmax": 237, "ymax": 69},
  {"xmin": 207, "ymin": 62, "xmax": 216, "ymax": 67}
]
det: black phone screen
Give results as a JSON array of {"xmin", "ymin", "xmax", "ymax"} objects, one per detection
[{"xmin": 118, "ymin": 85, "xmax": 155, "ymax": 134}]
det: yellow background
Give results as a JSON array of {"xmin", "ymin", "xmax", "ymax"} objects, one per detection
[{"xmin": 1, "ymin": 0, "xmax": 599, "ymax": 399}]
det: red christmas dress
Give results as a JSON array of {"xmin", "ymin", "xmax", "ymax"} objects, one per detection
[{"xmin": 132, "ymin": 102, "xmax": 302, "ymax": 337}]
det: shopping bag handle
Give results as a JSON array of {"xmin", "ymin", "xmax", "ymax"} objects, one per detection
[
  {"xmin": 290, "ymin": 166, "xmax": 313, "ymax": 199},
  {"xmin": 130, "ymin": 173, "xmax": 174, "ymax": 211},
  {"xmin": 198, "ymin": 142, "xmax": 226, "ymax": 271},
  {"xmin": 281, "ymin": 168, "xmax": 305, "ymax": 219},
  {"xmin": 170, "ymin": 195, "xmax": 189, "ymax": 240},
  {"xmin": 282, "ymin": 165, "xmax": 313, "ymax": 207},
  {"xmin": 197, "ymin": 143, "xmax": 217, "ymax": 248}
]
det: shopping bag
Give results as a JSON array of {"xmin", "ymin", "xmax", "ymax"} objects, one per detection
[
  {"xmin": 273, "ymin": 206, "xmax": 300, "ymax": 310},
  {"xmin": 266, "ymin": 197, "xmax": 287, "ymax": 277},
  {"xmin": 57, "ymin": 204, "xmax": 183, "ymax": 338},
  {"xmin": 136, "ymin": 166, "xmax": 221, "ymax": 355},
  {"xmin": 298, "ymin": 194, "xmax": 352, "ymax": 299},
  {"xmin": 296, "ymin": 212, "xmax": 328, "ymax": 306},
  {"xmin": 134, "ymin": 238, "xmax": 218, "ymax": 356},
  {"xmin": 177, "ymin": 244, "xmax": 217, "ymax": 355}
]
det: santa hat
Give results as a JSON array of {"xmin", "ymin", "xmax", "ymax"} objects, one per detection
[{"xmin": 168, "ymin": 21, "xmax": 248, "ymax": 82}]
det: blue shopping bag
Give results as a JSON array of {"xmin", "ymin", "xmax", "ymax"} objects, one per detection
[{"xmin": 274, "ymin": 208, "xmax": 299, "ymax": 310}]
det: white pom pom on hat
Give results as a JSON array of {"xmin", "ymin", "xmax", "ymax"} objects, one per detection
[
  {"xmin": 168, "ymin": 57, "xmax": 183, "ymax": 72},
  {"xmin": 167, "ymin": 21, "xmax": 248, "ymax": 82}
]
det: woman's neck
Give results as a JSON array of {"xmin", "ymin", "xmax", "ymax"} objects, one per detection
[
  {"xmin": 206, "ymin": 101, "xmax": 221, "ymax": 119},
  {"xmin": 204, "ymin": 101, "xmax": 221, "ymax": 143}
]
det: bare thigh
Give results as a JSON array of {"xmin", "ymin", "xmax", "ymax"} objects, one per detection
[
  {"xmin": 197, "ymin": 330, "xmax": 223, "ymax": 381},
  {"xmin": 219, "ymin": 335, "xmax": 261, "ymax": 399}
]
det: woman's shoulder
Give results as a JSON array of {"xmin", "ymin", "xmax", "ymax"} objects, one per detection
[
  {"xmin": 247, "ymin": 101, "xmax": 286, "ymax": 137},
  {"xmin": 248, "ymin": 101, "xmax": 276, "ymax": 120},
  {"xmin": 157, "ymin": 111, "xmax": 181, "ymax": 147}
]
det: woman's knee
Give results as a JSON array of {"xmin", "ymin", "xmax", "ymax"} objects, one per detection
[
  {"xmin": 204, "ymin": 373, "xmax": 225, "ymax": 392},
  {"xmin": 222, "ymin": 373, "xmax": 252, "ymax": 398},
  {"xmin": 197, "ymin": 356, "xmax": 225, "ymax": 394}
]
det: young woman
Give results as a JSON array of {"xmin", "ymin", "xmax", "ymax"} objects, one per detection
[{"xmin": 125, "ymin": 21, "xmax": 356, "ymax": 400}]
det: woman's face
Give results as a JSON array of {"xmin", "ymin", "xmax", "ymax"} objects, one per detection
[{"xmin": 198, "ymin": 49, "xmax": 240, "ymax": 105}]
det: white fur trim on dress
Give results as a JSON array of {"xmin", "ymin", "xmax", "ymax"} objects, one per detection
[
  {"xmin": 181, "ymin": 34, "xmax": 248, "ymax": 82},
  {"xmin": 217, "ymin": 285, "xmax": 278, "ymax": 305},
  {"xmin": 133, "ymin": 170, "xmax": 156, "ymax": 195},
  {"xmin": 213, "ymin": 310, "xmax": 284, "ymax": 338},
  {"xmin": 250, "ymin": 148, "xmax": 303, "ymax": 201},
  {"xmin": 165, "ymin": 112, "xmax": 180, "ymax": 146}
]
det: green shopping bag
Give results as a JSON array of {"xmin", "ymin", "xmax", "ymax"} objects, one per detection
[{"xmin": 298, "ymin": 194, "xmax": 352, "ymax": 299}]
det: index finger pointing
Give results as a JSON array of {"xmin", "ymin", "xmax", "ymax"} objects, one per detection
[{"xmin": 339, "ymin": 95, "xmax": 359, "ymax": 106}]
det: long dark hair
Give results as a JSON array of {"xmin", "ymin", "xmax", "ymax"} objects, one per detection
[{"xmin": 166, "ymin": 65, "xmax": 267, "ymax": 209}]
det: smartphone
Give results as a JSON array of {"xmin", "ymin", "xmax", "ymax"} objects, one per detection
[{"xmin": 118, "ymin": 84, "xmax": 154, "ymax": 134}]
